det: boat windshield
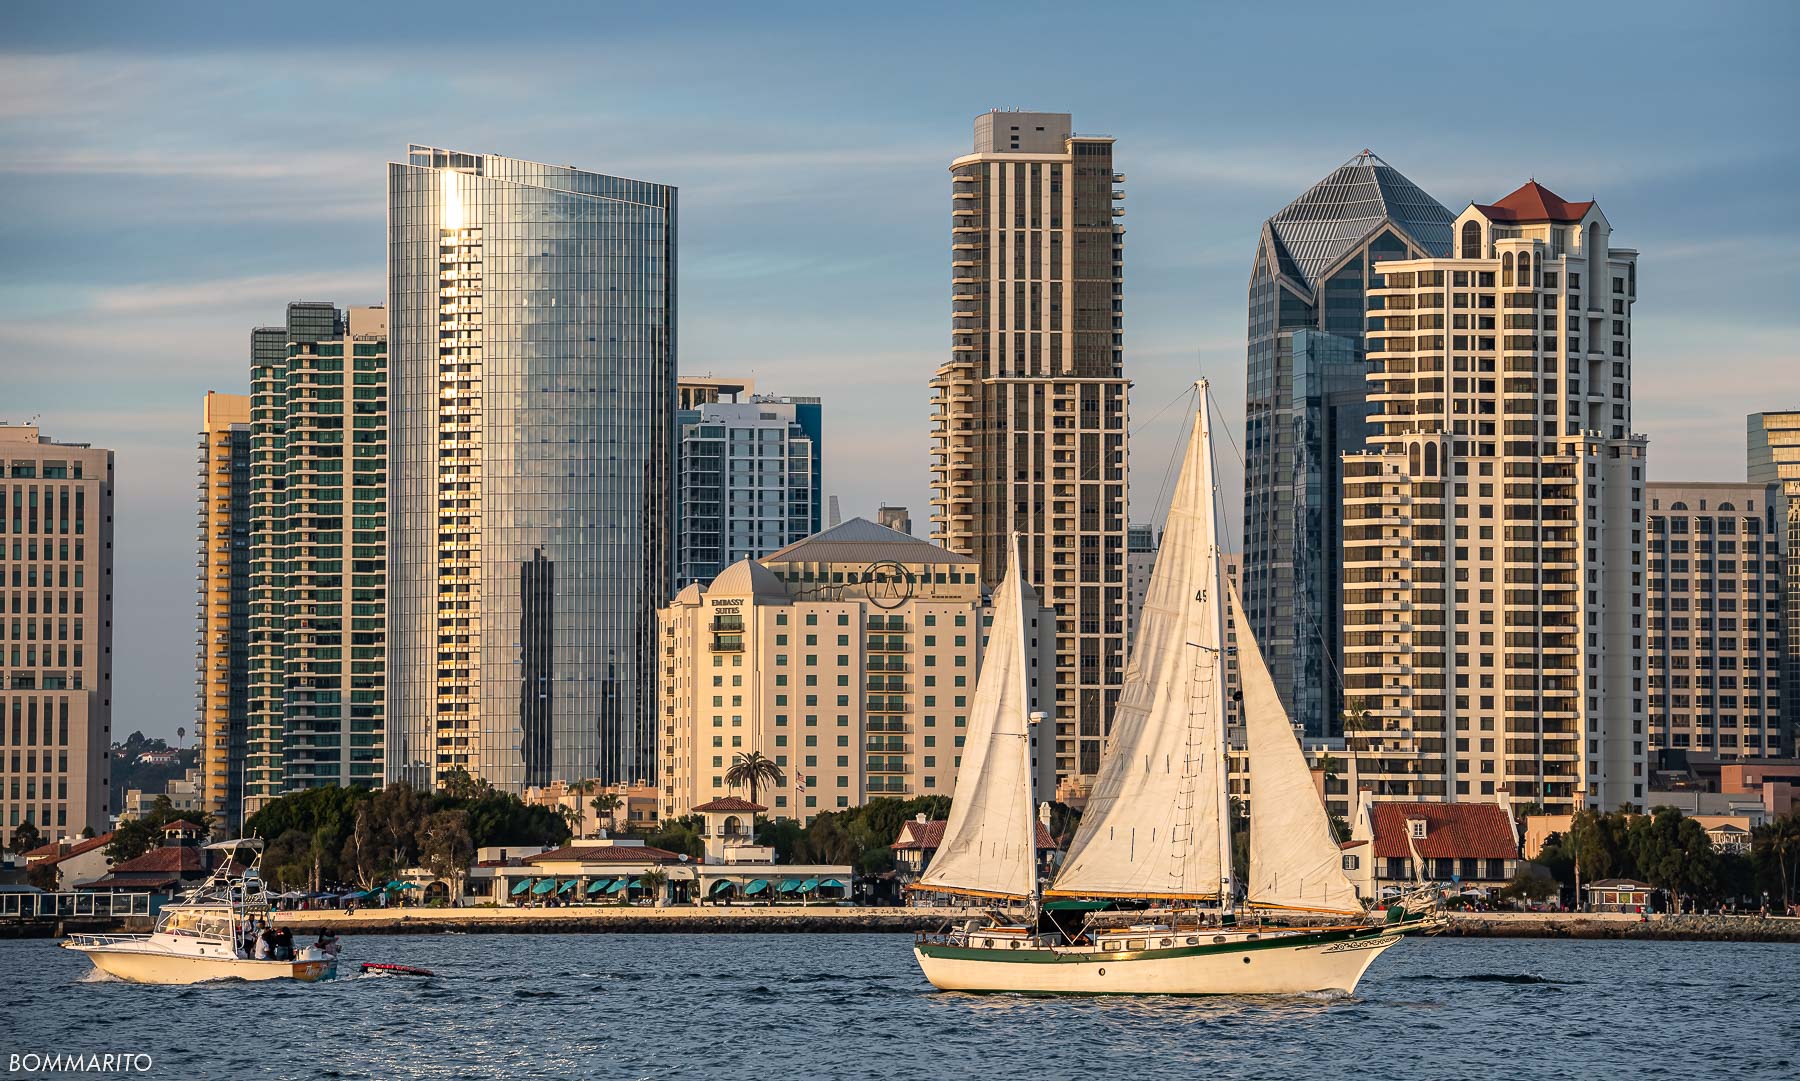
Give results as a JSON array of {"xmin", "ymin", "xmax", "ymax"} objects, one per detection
[{"xmin": 154, "ymin": 906, "xmax": 236, "ymax": 942}]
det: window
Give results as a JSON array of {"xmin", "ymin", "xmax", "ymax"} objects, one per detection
[{"xmin": 1407, "ymin": 819, "xmax": 1427, "ymax": 839}]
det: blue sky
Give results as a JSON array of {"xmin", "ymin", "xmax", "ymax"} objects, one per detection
[{"xmin": 2, "ymin": 0, "xmax": 1796, "ymax": 741}]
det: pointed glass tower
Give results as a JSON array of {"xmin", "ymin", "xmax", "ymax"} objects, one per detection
[{"xmin": 1241, "ymin": 152, "xmax": 1452, "ymax": 737}]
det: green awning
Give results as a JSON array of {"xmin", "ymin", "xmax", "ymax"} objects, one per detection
[
  {"xmin": 384, "ymin": 880, "xmax": 407, "ymax": 890},
  {"xmin": 1043, "ymin": 899, "xmax": 1114, "ymax": 912},
  {"xmin": 776, "ymin": 879, "xmax": 801, "ymax": 892},
  {"xmin": 745, "ymin": 879, "xmax": 769, "ymax": 895},
  {"xmin": 606, "ymin": 879, "xmax": 630, "ymax": 894},
  {"xmin": 510, "ymin": 879, "xmax": 535, "ymax": 896},
  {"xmin": 709, "ymin": 879, "xmax": 735, "ymax": 895},
  {"xmin": 558, "ymin": 879, "xmax": 577, "ymax": 894},
  {"xmin": 818, "ymin": 878, "xmax": 846, "ymax": 889},
  {"xmin": 586, "ymin": 878, "xmax": 614, "ymax": 894},
  {"xmin": 531, "ymin": 879, "xmax": 558, "ymax": 895},
  {"xmin": 798, "ymin": 878, "xmax": 820, "ymax": 891},
  {"xmin": 627, "ymin": 877, "xmax": 646, "ymax": 888}
]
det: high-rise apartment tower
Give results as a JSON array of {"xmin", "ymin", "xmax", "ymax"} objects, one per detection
[
  {"xmin": 675, "ymin": 394, "xmax": 821, "ymax": 587},
  {"xmin": 387, "ymin": 146, "xmax": 677, "ymax": 792},
  {"xmin": 195, "ymin": 392, "xmax": 252, "ymax": 827},
  {"xmin": 1341, "ymin": 182, "xmax": 1646, "ymax": 814},
  {"xmin": 0, "ymin": 426, "xmax": 113, "ymax": 846},
  {"xmin": 244, "ymin": 304, "xmax": 389, "ymax": 814},
  {"xmin": 929, "ymin": 110, "xmax": 1128, "ymax": 784},
  {"xmin": 1645, "ymin": 482, "xmax": 1784, "ymax": 759}
]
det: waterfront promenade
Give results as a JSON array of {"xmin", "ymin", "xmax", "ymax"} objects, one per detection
[{"xmin": 259, "ymin": 906, "xmax": 1800, "ymax": 942}]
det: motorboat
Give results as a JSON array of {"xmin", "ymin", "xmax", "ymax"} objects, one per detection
[{"xmin": 62, "ymin": 838, "xmax": 339, "ymax": 984}]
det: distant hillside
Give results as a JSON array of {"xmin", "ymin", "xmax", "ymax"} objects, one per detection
[{"xmin": 109, "ymin": 731, "xmax": 200, "ymax": 811}]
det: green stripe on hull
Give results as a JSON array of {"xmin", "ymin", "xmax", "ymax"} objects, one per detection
[{"xmin": 917, "ymin": 924, "xmax": 1397, "ymax": 966}]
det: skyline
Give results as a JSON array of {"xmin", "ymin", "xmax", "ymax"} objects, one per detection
[{"xmin": 3, "ymin": 0, "xmax": 1797, "ymax": 742}]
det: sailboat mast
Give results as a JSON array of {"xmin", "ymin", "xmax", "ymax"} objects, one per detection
[
  {"xmin": 1197, "ymin": 380, "xmax": 1236, "ymax": 917},
  {"xmin": 1012, "ymin": 532, "xmax": 1042, "ymax": 915}
]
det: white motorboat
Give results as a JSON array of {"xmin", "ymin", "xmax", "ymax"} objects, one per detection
[
  {"xmin": 62, "ymin": 838, "xmax": 339, "ymax": 985},
  {"xmin": 912, "ymin": 381, "xmax": 1443, "ymax": 996}
]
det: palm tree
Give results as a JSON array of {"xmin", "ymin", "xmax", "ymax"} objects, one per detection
[
  {"xmin": 568, "ymin": 780, "xmax": 594, "ymax": 837},
  {"xmin": 591, "ymin": 792, "xmax": 621, "ymax": 833},
  {"xmin": 724, "ymin": 751, "xmax": 786, "ymax": 806}
]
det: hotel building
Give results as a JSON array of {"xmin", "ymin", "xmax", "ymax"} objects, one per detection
[
  {"xmin": 387, "ymin": 146, "xmax": 677, "ymax": 792},
  {"xmin": 1340, "ymin": 181, "xmax": 1646, "ymax": 814},
  {"xmin": 928, "ymin": 110, "xmax": 1128, "ymax": 786},
  {"xmin": 1242, "ymin": 152, "xmax": 1453, "ymax": 736},
  {"xmin": 658, "ymin": 518, "xmax": 1056, "ymax": 822},
  {"xmin": 195, "ymin": 392, "xmax": 252, "ymax": 827},
  {"xmin": 0, "ymin": 425, "xmax": 113, "ymax": 846},
  {"xmin": 1645, "ymin": 482, "xmax": 1785, "ymax": 758}
]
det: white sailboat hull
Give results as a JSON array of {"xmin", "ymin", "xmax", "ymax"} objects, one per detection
[{"xmin": 914, "ymin": 927, "xmax": 1402, "ymax": 996}]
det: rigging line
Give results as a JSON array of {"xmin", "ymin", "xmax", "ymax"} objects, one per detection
[
  {"xmin": 1027, "ymin": 382, "xmax": 1203, "ymax": 493},
  {"xmin": 1202, "ymin": 383, "xmax": 1247, "ymax": 560},
  {"xmin": 1147, "ymin": 385, "xmax": 1199, "ymax": 530}
]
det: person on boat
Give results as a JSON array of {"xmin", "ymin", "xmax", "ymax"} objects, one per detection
[
  {"xmin": 254, "ymin": 928, "xmax": 274, "ymax": 960},
  {"xmin": 272, "ymin": 926, "xmax": 294, "ymax": 961},
  {"xmin": 310, "ymin": 931, "xmax": 342, "ymax": 959}
]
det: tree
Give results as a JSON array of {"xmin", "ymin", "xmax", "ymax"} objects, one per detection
[
  {"xmin": 639, "ymin": 868, "xmax": 669, "ymax": 906},
  {"xmin": 556, "ymin": 804, "xmax": 582, "ymax": 838},
  {"xmin": 9, "ymin": 820, "xmax": 44, "ymax": 856},
  {"xmin": 1752, "ymin": 809, "xmax": 1800, "ymax": 909},
  {"xmin": 1628, "ymin": 806, "xmax": 1716, "ymax": 911},
  {"xmin": 723, "ymin": 751, "xmax": 786, "ymax": 806},
  {"xmin": 640, "ymin": 815, "xmax": 705, "ymax": 859},
  {"xmin": 1499, "ymin": 862, "xmax": 1561, "ymax": 903},
  {"xmin": 591, "ymin": 792, "xmax": 621, "ymax": 834},
  {"xmin": 1569, "ymin": 808, "xmax": 1635, "ymax": 884},
  {"xmin": 105, "ymin": 796, "xmax": 216, "ymax": 864},
  {"xmin": 1341, "ymin": 698, "xmax": 1376, "ymax": 734},
  {"xmin": 419, "ymin": 809, "xmax": 474, "ymax": 901},
  {"xmin": 440, "ymin": 767, "xmax": 492, "ymax": 801}
]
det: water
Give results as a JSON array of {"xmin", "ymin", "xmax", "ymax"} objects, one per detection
[{"xmin": 4, "ymin": 933, "xmax": 1795, "ymax": 1080}]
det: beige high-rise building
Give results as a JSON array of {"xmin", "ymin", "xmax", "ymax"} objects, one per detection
[
  {"xmin": 1747, "ymin": 411, "xmax": 1800, "ymax": 744},
  {"xmin": 658, "ymin": 518, "xmax": 1056, "ymax": 823},
  {"xmin": 929, "ymin": 110, "xmax": 1128, "ymax": 787},
  {"xmin": 0, "ymin": 425, "xmax": 114, "ymax": 847},
  {"xmin": 1340, "ymin": 182, "xmax": 1646, "ymax": 815},
  {"xmin": 196, "ymin": 392, "xmax": 252, "ymax": 828},
  {"xmin": 1645, "ymin": 482, "xmax": 1784, "ymax": 759}
]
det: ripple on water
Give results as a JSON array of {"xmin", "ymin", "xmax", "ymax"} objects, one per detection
[{"xmin": 8, "ymin": 933, "xmax": 1798, "ymax": 1081}]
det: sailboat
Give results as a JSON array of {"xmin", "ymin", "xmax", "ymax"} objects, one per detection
[{"xmin": 912, "ymin": 379, "xmax": 1440, "ymax": 996}]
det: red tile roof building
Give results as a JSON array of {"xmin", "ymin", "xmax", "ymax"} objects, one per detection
[{"xmin": 1347, "ymin": 799, "xmax": 1521, "ymax": 901}]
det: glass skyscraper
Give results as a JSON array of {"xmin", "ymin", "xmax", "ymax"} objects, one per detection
[
  {"xmin": 1242, "ymin": 151, "xmax": 1452, "ymax": 736},
  {"xmin": 387, "ymin": 146, "xmax": 676, "ymax": 793}
]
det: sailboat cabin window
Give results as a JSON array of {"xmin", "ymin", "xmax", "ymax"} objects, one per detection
[{"xmin": 1407, "ymin": 819, "xmax": 1428, "ymax": 839}]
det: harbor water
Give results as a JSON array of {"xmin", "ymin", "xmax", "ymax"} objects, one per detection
[{"xmin": 4, "ymin": 933, "xmax": 1795, "ymax": 1079}]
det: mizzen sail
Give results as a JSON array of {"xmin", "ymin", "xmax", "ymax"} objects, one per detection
[
  {"xmin": 916, "ymin": 544, "xmax": 1039, "ymax": 900},
  {"xmin": 1048, "ymin": 403, "xmax": 1230, "ymax": 900},
  {"xmin": 1233, "ymin": 581, "xmax": 1363, "ymax": 914}
]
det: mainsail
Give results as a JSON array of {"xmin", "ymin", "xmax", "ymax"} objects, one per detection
[
  {"xmin": 916, "ymin": 542, "xmax": 1039, "ymax": 900},
  {"xmin": 1048, "ymin": 401, "xmax": 1231, "ymax": 900},
  {"xmin": 1232, "ymin": 581, "xmax": 1364, "ymax": 914}
]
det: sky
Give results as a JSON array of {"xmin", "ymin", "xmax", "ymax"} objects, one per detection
[{"xmin": 2, "ymin": 0, "xmax": 1796, "ymax": 743}]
